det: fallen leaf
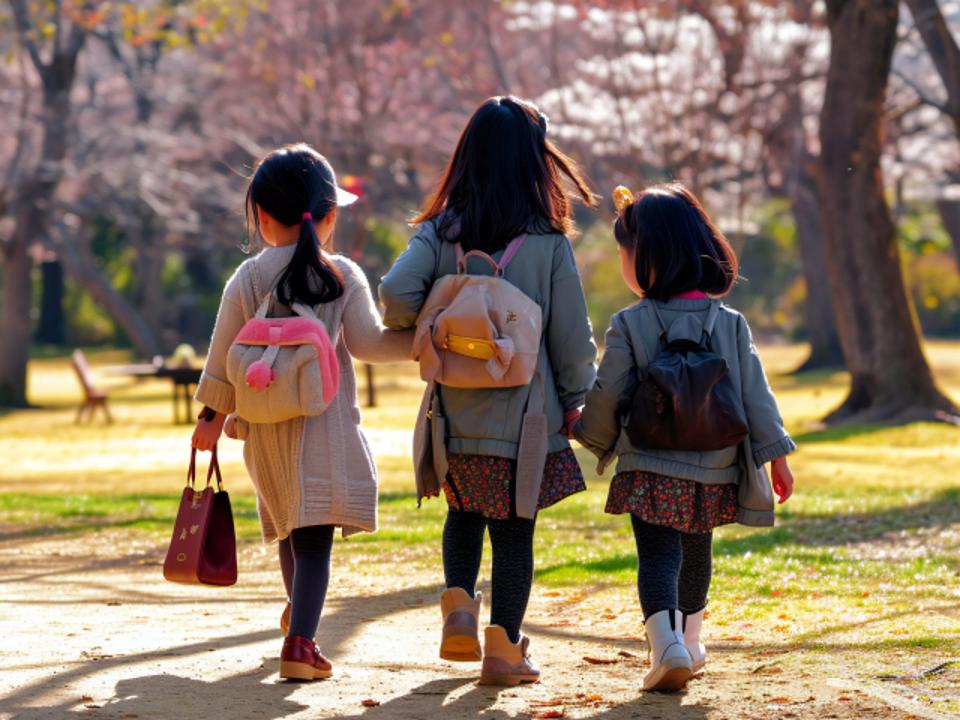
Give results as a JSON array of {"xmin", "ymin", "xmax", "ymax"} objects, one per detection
[
  {"xmin": 532, "ymin": 711, "xmax": 564, "ymax": 719},
  {"xmin": 360, "ymin": 699, "xmax": 380, "ymax": 707},
  {"xmin": 838, "ymin": 696, "xmax": 852, "ymax": 702},
  {"xmin": 617, "ymin": 650, "xmax": 637, "ymax": 658},
  {"xmin": 582, "ymin": 656, "xmax": 618, "ymax": 665},
  {"xmin": 769, "ymin": 696, "xmax": 792, "ymax": 704},
  {"xmin": 720, "ymin": 635, "xmax": 744, "ymax": 642}
]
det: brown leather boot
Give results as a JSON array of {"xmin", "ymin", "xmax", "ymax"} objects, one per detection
[
  {"xmin": 440, "ymin": 588, "xmax": 482, "ymax": 661},
  {"xmin": 280, "ymin": 602, "xmax": 291, "ymax": 636},
  {"xmin": 478, "ymin": 625, "xmax": 540, "ymax": 686},
  {"xmin": 279, "ymin": 635, "xmax": 332, "ymax": 681}
]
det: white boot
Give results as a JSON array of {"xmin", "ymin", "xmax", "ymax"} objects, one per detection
[
  {"xmin": 683, "ymin": 609, "xmax": 706, "ymax": 673},
  {"xmin": 643, "ymin": 609, "xmax": 693, "ymax": 691}
]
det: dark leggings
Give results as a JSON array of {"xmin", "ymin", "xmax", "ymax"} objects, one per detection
[
  {"xmin": 443, "ymin": 509, "xmax": 536, "ymax": 644},
  {"xmin": 630, "ymin": 515, "xmax": 713, "ymax": 619},
  {"xmin": 278, "ymin": 524, "xmax": 335, "ymax": 640}
]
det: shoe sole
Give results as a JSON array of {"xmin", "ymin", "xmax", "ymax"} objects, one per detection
[
  {"xmin": 644, "ymin": 665, "xmax": 693, "ymax": 692},
  {"xmin": 279, "ymin": 660, "xmax": 332, "ymax": 681},
  {"xmin": 477, "ymin": 672, "xmax": 540, "ymax": 687},
  {"xmin": 440, "ymin": 633, "xmax": 482, "ymax": 661}
]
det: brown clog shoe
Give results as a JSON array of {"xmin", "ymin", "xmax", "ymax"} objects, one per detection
[
  {"xmin": 280, "ymin": 602, "xmax": 291, "ymax": 636},
  {"xmin": 280, "ymin": 635, "xmax": 332, "ymax": 681}
]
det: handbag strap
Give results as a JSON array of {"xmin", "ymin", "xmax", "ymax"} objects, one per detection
[{"xmin": 187, "ymin": 446, "xmax": 223, "ymax": 492}]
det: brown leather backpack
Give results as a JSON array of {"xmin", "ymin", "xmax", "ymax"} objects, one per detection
[{"xmin": 625, "ymin": 301, "xmax": 748, "ymax": 451}]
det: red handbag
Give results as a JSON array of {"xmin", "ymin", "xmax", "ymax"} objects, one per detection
[{"xmin": 163, "ymin": 446, "xmax": 237, "ymax": 586}]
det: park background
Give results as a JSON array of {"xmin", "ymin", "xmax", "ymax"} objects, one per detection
[{"xmin": 1, "ymin": 1, "xmax": 959, "ymax": 719}]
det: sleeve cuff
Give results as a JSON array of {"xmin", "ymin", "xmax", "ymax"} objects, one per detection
[
  {"xmin": 194, "ymin": 372, "xmax": 236, "ymax": 415},
  {"xmin": 752, "ymin": 435, "xmax": 797, "ymax": 467}
]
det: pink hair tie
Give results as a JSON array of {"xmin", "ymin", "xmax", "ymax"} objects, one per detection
[{"xmin": 302, "ymin": 212, "xmax": 312, "ymax": 221}]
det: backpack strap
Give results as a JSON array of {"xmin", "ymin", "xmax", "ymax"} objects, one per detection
[
  {"xmin": 702, "ymin": 300, "xmax": 721, "ymax": 338},
  {"xmin": 455, "ymin": 234, "xmax": 527, "ymax": 277}
]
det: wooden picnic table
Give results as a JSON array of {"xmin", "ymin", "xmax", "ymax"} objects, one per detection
[{"xmin": 105, "ymin": 362, "xmax": 203, "ymax": 424}]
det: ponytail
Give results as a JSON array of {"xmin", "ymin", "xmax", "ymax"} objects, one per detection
[{"xmin": 275, "ymin": 213, "xmax": 345, "ymax": 307}]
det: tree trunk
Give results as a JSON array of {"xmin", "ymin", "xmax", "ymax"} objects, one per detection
[
  {"xmin": 791, "ymin": 158, "xmax": 844, "ymax": 372},
  {"xmin": 0, "ymin": 216, "xmax": 34, "ymax": 407},
  {"xmin": 55, "ymin": 228, "xmax": 162, "ymax": 359},
  {"xmin": 818, "ymin": 0, "xmax": 957, "ymax": 423},
  {"xmin": 904, "ymin": 0, "xmax": 960, "ymax": 137},
  {"xmin": 937, "ymin": 199, "xmax": 960, "ymax": 270},
  {"xmin": 35, "ymin": 258, "xmax": 66, "ymax": 345}
]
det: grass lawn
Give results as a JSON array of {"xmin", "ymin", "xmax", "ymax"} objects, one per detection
[{"xmin": 1, "ymin": 342, "xmax": 959, "ymax": 713}]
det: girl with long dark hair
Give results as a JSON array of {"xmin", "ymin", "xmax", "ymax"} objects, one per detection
[{"xmin": 380, "ymin": 96, "xmax": 598, "ymax": 685}]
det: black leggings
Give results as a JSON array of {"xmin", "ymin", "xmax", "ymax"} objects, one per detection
[
  {"xmin": 278, "ymin": 524, "xmax": 335, "ymax": 640},
  {"xmin": 631, "ymin": 516, "xmax": 713, "ymax": 619},
  {"xmin": 442, "ymin": 509, "xmax": 536, "ymax": 644}
]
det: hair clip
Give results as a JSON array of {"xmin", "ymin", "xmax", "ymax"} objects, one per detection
[{"xmin": 612, "ymin": 185, "xmax": 636, "ymax": 214}]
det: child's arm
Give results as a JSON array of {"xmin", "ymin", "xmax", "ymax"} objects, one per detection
[
  {"xmin": 735, "ymin": 313, "xmax": 797, "ymax": 467},
  {"xmin": 379, "ymin": 230, "xmax": 438, "ymax": 330},
  {"xmin": 193, "ymin": 272, "xmax": 247, "ymax": 448},
  {"xmin": 342, "ymin": 265, "xmax": 414, "ymax": 364},
  {"xmin": 573, "ymin": 312, "xmax": 637, "ymax": 468},
  {"xmin": 547, "ymin": 237, "xmax": 598, "ymax": 415}
]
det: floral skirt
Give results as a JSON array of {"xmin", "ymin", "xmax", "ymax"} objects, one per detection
[
  {"xmin": 443, "ymin": 448, "xmax": 585, "ymax": 520},
  {"xmin": 606, "ymin": 471, "xmax": 737, "ymax": 534}
]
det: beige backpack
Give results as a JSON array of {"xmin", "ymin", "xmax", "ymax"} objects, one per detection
[{"xmin": 413, "ymin": 234, "xmax": 542, "ymax": 388}]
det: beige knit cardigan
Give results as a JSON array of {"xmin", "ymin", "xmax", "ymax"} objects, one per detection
[{"xmin": 195, "ymin": 245, "xmax": 412, "ymax": 542}]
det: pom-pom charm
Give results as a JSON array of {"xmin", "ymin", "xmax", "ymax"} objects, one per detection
[{"xmin": 246, "ymin": 360, "xmax": 275, "ymax": 391}]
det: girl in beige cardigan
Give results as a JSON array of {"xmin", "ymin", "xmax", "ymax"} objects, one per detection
[{"xmin": 191, "ymin": 144, "xmax": 411, "ymax": 681}]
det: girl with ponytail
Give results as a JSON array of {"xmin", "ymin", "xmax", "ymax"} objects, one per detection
[{"xmin": 191, "ymin": 143, "xmax": 412, "ymax": 681}]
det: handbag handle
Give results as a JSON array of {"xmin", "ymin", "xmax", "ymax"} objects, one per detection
[{"xmin": 187, "ymin": 446, "xmax": 224, "ymax": 492}]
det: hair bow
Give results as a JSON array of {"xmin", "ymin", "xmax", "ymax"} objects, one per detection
[{"xmin": 612, "ymin": 185, "xmax": 636, "ymax": 214}]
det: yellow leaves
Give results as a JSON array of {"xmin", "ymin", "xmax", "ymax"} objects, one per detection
[
  {"xmin": 297, "ymin": 71, "xmax": 315, "ymax": 90},
  {"xmin": 439, "ymin": 31, "xmax": 453, "ymax": 46},
  {"xmin": 40, "ymin": 21, "xmax": 55, "ymax": 39}
]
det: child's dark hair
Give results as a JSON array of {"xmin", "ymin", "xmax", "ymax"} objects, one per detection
[
  {"xmin": 246, "ymin": 143, "xmax": 345, "ymax": 307},
  {"xmin": 614, "ymin": 183, "xmax": 738, "ymax": 300},
  {"xmin": 412, "ymin": 95, "xmax": 597, "ymax": 253}
]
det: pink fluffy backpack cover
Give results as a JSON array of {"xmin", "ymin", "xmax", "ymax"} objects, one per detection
[{"xmin": 225, "ymin": 293, "xmax": 339, "ymax": 424}]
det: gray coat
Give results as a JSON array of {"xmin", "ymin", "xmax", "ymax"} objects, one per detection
[
  {"xmin": 573, "ymin": 297, "xmax": 796, "ymax": 527},
  {"xmin": 379, "ymin": 220, "xmax": 598, "ymax": 462}
]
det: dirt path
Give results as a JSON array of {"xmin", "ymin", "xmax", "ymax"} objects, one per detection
[{"xmin": 0, "ymin": 529, "xmax": 951, "ymax": 720}]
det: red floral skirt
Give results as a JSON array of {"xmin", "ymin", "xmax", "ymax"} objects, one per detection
[
  {"xmin": 443, "ymin": 448, "xmax": 585, "ymax": 519},
  {"xmin": 606, "ymin": 471, "xmax": 737, "ymax": 534}
]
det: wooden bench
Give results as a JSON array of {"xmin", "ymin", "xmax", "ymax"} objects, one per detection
[{"xmin": 72, "ymin": 350, "xmax": 113, "ymax": 424}]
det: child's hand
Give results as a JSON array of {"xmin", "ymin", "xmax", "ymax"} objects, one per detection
[
  {"xmin": 596, "ymin": 451, "xmax": 616, "ymax": 475},
  {"xmin": 192, "ymin": 412, "xmax": 226, "ymax": 451},
  {"xmin": 223, "ymin": 413, "xmax": 238, "ymax": 439},
  {"xmin": 564, "ymin": 408, "xmax": 582, "ymax": 439},
  {"xmin": 771, "ymin": 456, "xmax": 794, "ymax": 504}
]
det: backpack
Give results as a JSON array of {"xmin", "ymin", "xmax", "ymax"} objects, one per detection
[
  {"xmin": 413, "ymin": 234, "xmax": 542, "ymax": 388},
  {"xmin": 625, "ymin": 301, "xmax": 748, "ymax": 451},
  {"xmin": 225, "ymin": 291, "xmax": 339, "ymax": 424},
  {"xmin": 412, "ymin": 233, "xmax": 549, "ymax": 519}
]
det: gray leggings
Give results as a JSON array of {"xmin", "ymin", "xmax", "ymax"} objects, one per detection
[{"xmin": 631, "ymin": 516, "xmax": 713, "ymax": 619}]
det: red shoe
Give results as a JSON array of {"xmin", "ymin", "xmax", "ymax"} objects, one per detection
[{"xmin": 280, "ymin": 635, "xmax": 333, "ymax": 681}]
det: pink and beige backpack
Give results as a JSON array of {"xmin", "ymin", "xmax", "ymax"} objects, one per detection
[
  {"xmin": 413, "ymin": 234, "xmax": 542, "ymax": 388},
  {"xmin": 225, "ymin": 293, "xmax": 339, "ymax": 424}
]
